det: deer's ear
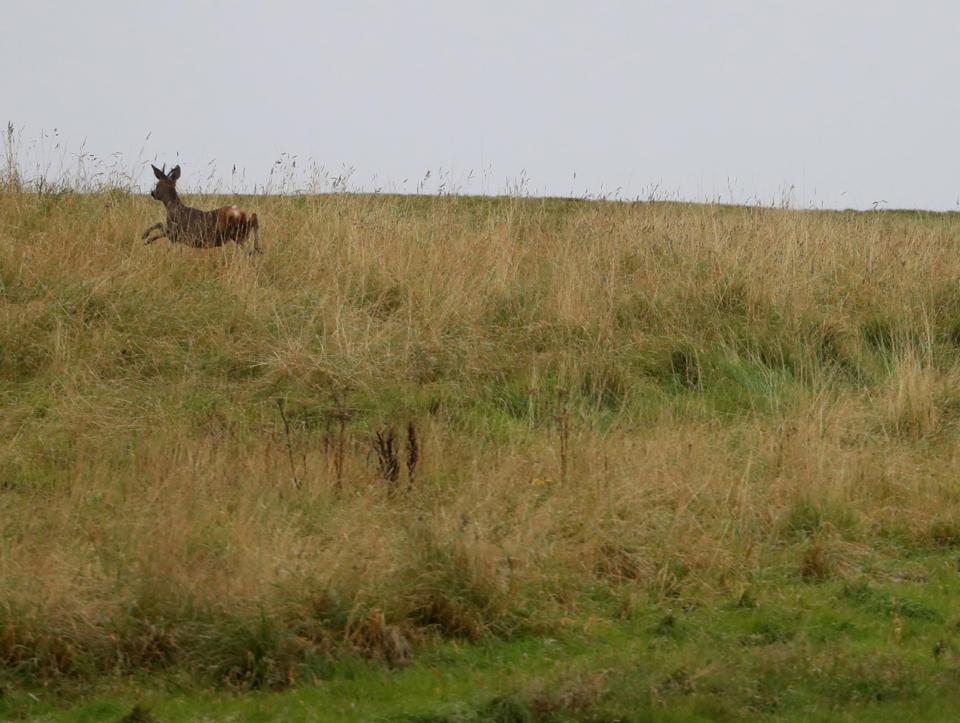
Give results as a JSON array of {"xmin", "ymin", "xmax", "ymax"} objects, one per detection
[
  {"xmin": 151, "ymin": 164, "xmax": 166, "ymax": 180},
  {"xmin": 169, "ymin": 165, "xmax": 181, "ymax": 181}
]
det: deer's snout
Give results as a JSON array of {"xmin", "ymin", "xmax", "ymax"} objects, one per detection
[{"xmin": 150, "ymin": 189, "xmax": 157, "ymax": 200}]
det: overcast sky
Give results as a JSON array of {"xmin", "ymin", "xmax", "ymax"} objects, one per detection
[{"xmin": 5, "ymin": 1, "xmax": 959, "ymax": 208}]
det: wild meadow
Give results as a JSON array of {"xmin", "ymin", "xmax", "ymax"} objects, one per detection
[{"xmin": 5, "ymin": 157, "xmax": 960, "ymax": 719}]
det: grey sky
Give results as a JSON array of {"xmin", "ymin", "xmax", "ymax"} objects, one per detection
[{"xmin": 5, "ymin": 1, "xmax": 959, "ymax": 208}]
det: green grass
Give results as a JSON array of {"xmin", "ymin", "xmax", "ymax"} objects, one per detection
[{"xmin": 7, "ymin": 550, "xmax": 960, "ymax": 721}]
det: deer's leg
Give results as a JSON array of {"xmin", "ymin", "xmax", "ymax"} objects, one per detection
[
  {"xmin": 249, "ymin": 213, "xmax": 262, "ymax": 254},
  {"xmin": 236, "ymin": 213, "xmax": 261, "ymax": 255},
  {"xmin": 141, "ymin": 222, "xmax": 164, "ymax": 241}
]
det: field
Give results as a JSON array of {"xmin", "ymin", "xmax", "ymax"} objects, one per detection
[{"xmin": 5, "ymin": 181, "xmax": 960, "ymax": 720}]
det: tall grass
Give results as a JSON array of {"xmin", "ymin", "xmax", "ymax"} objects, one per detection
[{"xmin": 3, "ymin": 168, "xmax": 960, "ymax": 686}]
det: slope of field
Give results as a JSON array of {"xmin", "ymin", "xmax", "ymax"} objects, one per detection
[{"xmin": 4, "ymin": 189, "xmax": 960, "ymax": 719}]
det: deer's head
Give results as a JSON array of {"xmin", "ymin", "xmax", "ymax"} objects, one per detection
[{"xmin": 150, "ymin": 164, "xmax": 181, "ymax": 204}]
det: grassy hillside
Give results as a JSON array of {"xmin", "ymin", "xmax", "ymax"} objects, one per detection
[{"xmin": 4, "ymin": 186, "xmax": 960, "ymax": 719}]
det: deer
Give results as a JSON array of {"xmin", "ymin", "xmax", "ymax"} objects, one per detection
[{"xmin": 142, "ymin": 164, "xmax": 262, "ymax": 253}]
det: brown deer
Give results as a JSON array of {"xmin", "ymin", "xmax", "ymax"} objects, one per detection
[{"xmin": 142, "ymin": 165, "xmax": 262, "ymax": 253}]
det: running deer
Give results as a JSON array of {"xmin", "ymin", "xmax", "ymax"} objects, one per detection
[{"xmin": 142, "ymin": 165, "xmax": 262, "ymax": 253}]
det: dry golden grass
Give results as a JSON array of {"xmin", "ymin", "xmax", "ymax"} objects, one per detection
[{"xmin": 3, "ymin": 185, "xmax": 960, "ymax": 683}]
